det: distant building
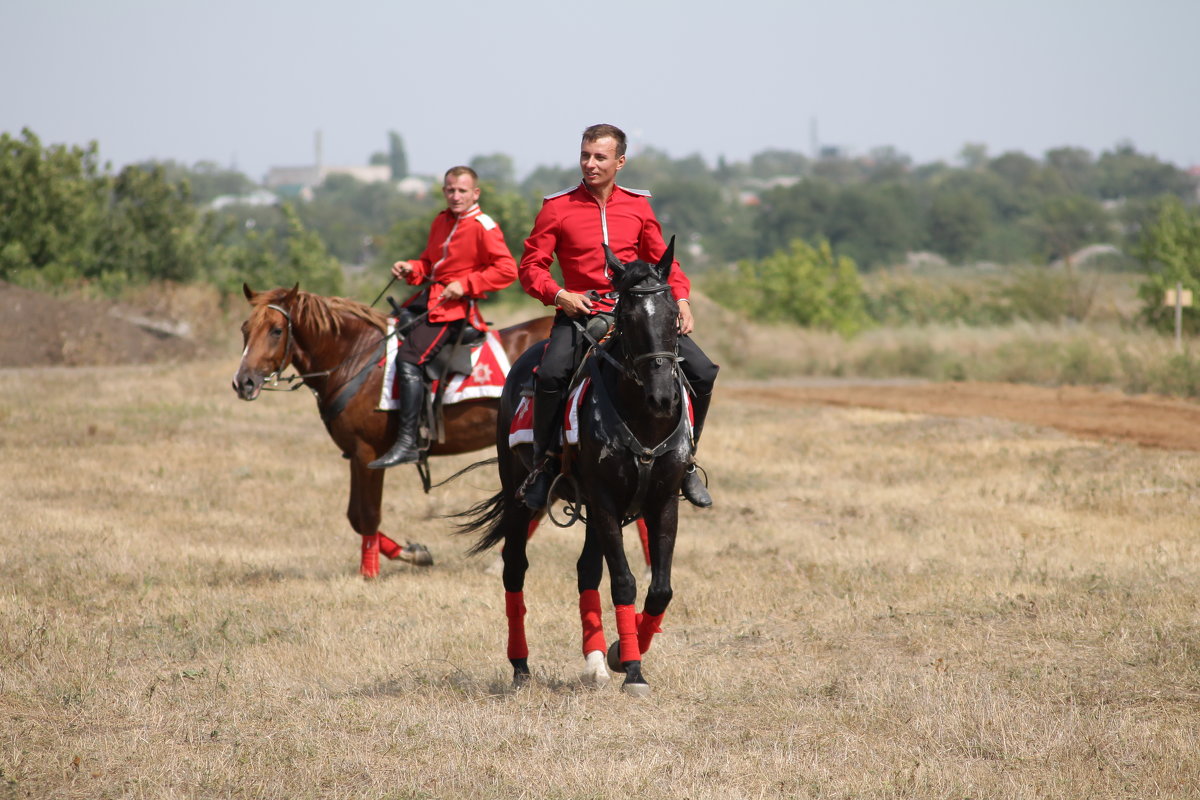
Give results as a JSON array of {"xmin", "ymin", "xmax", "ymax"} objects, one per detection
[
  {"xmin": 263, "ymin": 130, "xmax": 392, "ymax": 192},
  {"xmin": 395, "ymin": 175, "xmax": 432, "ymax": 198},
  {"xmin": 207, "ymin": 189, "xmax": 280, "ymax": 211},
  {"xmin": 263, "ymin": 164, "xmax": 391, "ymax": 191}
]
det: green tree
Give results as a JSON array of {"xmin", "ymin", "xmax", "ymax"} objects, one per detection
[
  {"xmin": 388, "ymin": 131, "xmax": 408, "ymax": 180},
  {"xmin": 825, "ymin": 183, "xmax": 920, "ymax": 269},
  {"xmin": 211, "ymin": 204, "xmax": 343, "ymax": 296},
  {"xmin": 97, "ymin": 163, "xmax": 205, "ymax": 287},
  {"xmin": 470, "ymin": 153, "xmax": 515, "ymax": 191},
  {"xmin": 748, "ymin": 149, "xmax": 809, "ymax": 178},
  {"xmin": 0, "ymin": 129, "xmax": 106, "ymax": 286},
  {"xmin": 1137, "ymin": 197, "xmax": 1200, "ymax": 333},
  {"xmin": 752, "ymin": 179, "xmax": 837, "ymax": 258},
  {"xmin": 1044, "ymin": 146, "xmax": 1097, "ymax": 195},
  {"xmin": 925, "ymin": 189, "xmax": 988, "ymax": 263},
  {"xmin": 1096, "ymin": 143, "xmax": 1196, "ymax": 200},
  {"xmin": 1027, "ymin": 194, "xmax": 1112, "ymax": 266},
  {"xmin": 151, "ymin": 159, "xmax": 257, "ymax": 205}
]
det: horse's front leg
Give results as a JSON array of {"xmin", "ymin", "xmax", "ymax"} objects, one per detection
[
  {"xmin": 637, "ymin": 495, "xmax": 679, "ymax": 658},
  {"xmin": 347, "ymin": 458, "xmax": 385, "ymax": 579},
  {"xmin": 591, "ymin": 503, "xmax": 650, "ymax": 697},
  {"xmin": 577, "ymin": 522, "xmax": 609, "ymax": 688}
]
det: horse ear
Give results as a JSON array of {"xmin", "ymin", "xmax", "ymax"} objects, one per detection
[
  {"xmin": 604, "ymin": 244, "xmax": 625, "ymax": 281},
  {"xmin": 656, "ymin": 236, "xmax": 676, "ymax": 281},
  {"xmin": 243, "ymin": 283, "xmax": 256, "ymax": 301},
  {"xmin": 283, "ymin": 283, "xmax": 300, "ymax": 303}
]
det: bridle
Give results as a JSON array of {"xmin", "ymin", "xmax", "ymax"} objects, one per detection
[
  {"xmin": 260, "ymin": 303, "xmax": 304, "ymax": 388},
  {"xmin": 614, "ymin": 280, "xmax": 682, "ymax": 386}
]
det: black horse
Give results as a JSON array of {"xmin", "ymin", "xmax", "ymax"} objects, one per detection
[{"xmin": 458, "ymin": 240, "xmax": 692, "ymax": 696}]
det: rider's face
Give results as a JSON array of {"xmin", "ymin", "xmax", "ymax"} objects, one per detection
[
  {"xmin": 579, "ymin": 137, "xmax": 625, "ymax": 193},
  {"xmin": 443, "ymin": 173, "xmax": 480, "ymax": 215}
]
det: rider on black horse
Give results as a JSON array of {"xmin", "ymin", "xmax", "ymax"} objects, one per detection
[
  {"xmin": 516, "ymin": 123, "xmax": 718, "ymax": 509},
  {"xmin": 369, "ymin": 165, "xmax": 518, "ymax": 469}
]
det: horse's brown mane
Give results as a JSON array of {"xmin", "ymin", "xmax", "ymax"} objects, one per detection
[{"xmin": 252, "ymin": 288, "xmax": 388, "ymax": 336}]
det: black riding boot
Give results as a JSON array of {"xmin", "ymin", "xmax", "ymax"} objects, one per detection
[
  {"xmin": 368, "ymin": 361, "xmax": 425, "ymax": 469},
  {"xmin": 681, "ymin": 389, "xmax": 713, "ymax": 507},
  {"xmin": 520, "ymin": 387, "xmax": 564, "ymax": 510}
]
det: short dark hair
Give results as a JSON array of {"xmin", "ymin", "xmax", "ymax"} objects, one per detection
[
  {"xmin": 443, "ymin": 165, "xmax": 478, "ymax": 183},
  {"xmin": 582, "ymin": 124, "xmax": 627, "ymax": 157}
]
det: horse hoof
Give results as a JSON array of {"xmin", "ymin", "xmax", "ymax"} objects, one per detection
[
  {"xmin": 512, "ymin": 671, "xmax": 531, "ymax": 689},
  {"xmin": 398, "ymin": 541, "xmax": 433, "ymax": 567},
  {"xmin": 606, "ymin": 641, "xmax": 626, "ymax": 673},
  {"xmin": 581, "ymin": 650, "xmax": 610, "ymax": 688},
  {"xmin": 621, "ymin": 680, "xmax": 651, "ymax": 698}
]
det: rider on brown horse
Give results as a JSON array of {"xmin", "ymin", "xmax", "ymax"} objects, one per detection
[
  {"xmin": 516, "ymin": 124, "xmax": 718, "ymax": 509},
  {"xmin": 369, "ymin": 165, "xmax": 519, "ymax": 469}
]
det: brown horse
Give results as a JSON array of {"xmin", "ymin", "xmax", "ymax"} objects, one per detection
[{"xmin": 232, "ymin": 284, "xmax": 553, "ymax": 578}]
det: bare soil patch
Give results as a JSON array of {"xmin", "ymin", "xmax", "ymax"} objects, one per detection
[
  {"xmin": 725, "ymin": 380, "xmax": 1200, "ymax": 452},
  {"xmin": 0, "ymin": 280, "xmax": 206, "ymax": 367}
]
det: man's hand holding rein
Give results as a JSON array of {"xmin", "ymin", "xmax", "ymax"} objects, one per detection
[
  {"xmin": 677, "ymin": 298, "xmax": 694, "ymax": 336},
  {"xmin": 553, "ymin": 289, "xmax": 594, "ymax": 318}
]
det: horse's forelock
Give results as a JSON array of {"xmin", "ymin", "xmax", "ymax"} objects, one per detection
[{"xmin": 614, "ymin": 260, "xmax": 659, "ymax": 292}]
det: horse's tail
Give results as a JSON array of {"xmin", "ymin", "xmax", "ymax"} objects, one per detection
[
  {"xmin": 450, "ymin": 484, "xmax": 511, "ymax": 556},
  {"xmin": 427, "ymin": 457, "xmax": 498, "ymax": 492}
]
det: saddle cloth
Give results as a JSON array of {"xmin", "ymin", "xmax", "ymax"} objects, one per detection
[
  {"xmin": 378, "ymin": 322, "xmax": 511, "ymax": 410},
  {"xmin": 508, "ymin": 378, "xmax": 693, "ymax": 449}
]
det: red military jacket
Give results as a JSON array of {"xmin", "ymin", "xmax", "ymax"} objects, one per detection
[
  {"xmin": 398, "ymin": 203, "xmax": 517, "ymax": 329},
  {"xmin": 519, "ymin": 183, "xmax": 690, "ymax": 313}
]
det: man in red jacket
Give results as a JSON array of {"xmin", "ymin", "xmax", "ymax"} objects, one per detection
[
  {"xmin": 518, "ymin": 123, "xmax": 718, "ymax": 508},
  {"xmin": 369, "ymin": 165, "xmax": 518, "ymax": 469}
]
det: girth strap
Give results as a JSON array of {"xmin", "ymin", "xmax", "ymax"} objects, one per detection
[{"xmin": 319, "ymin": 340, "xmax": 387, "ymax": 426}]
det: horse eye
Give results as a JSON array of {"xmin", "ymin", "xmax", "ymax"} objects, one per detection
[{"xmin": 270, "ymin": 327, "xmax": 283, "ymax": 338}]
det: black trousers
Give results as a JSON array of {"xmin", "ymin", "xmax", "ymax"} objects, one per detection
[
  {"xmin": 394, "ymin": 319, "xmax": 463, "ymax": 366},
  {"xmin": 535, "ymin": 311, "xmax": 718, "ymax": 395}
]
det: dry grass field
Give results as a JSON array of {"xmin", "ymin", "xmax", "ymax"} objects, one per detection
[{"xmin": 4, "ymin": 355, "xmax": 1200, "ymax": 799}]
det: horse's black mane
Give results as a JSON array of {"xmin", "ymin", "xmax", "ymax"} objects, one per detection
[{"xmin": 614, "ymin": 260, "xmax": 661, "ymax": 292}]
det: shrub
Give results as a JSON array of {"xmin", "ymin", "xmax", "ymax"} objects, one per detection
[{"xmin": 707, "ymin": 238, "xmax": 869, "ymax": 336}]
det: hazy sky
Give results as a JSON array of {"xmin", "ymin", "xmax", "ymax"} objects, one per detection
[{"xmin": 3, "ymin": 0, "xmax": 1197, "ymax": 182}]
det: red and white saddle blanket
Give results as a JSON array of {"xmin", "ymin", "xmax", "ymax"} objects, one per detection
[
  {"xmin": 508, "ymin": 378, "xmax": 693, "ymax": 449},
  {"xmin": 378, "ymin": 322, "xmax": 511, "ymax": 410}
]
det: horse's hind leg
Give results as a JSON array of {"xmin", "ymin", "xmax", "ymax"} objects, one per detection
[
  {"xmin": 498, "ymin": 504, "xmax": 535, "ymax": 686},
  {"xmin": 577, "ymin": 524, "xmax": 609, "ymax": 688}
]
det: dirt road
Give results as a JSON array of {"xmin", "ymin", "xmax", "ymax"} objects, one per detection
[{"xmin": 723, "ymin": 380, "xmax": 1200, "ymax": 452}]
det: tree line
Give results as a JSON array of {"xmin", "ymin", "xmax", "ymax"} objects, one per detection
[{"xmin": 3, "ymin": 127, "xmax": 1199, "ymax": 332}]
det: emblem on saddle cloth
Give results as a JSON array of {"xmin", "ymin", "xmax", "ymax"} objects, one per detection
[
  {"xmin": 377, "ymin": 322, "xmax": 512, "ymax": 410},
  {"xmin": 508, "ymin": 379, "xmax": 695, "ymax": 449}
]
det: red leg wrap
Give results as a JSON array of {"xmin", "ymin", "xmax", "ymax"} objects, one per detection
[
  {"xmin": 377, "ymin": 532, "xmax": 402, "ymax": 560},
  {"xmin": 614, "ymin": 604, "xmax": 640, "ymax": 664},
  {"xmin": 579, "ymin": 589, "xmax": 605, "ymax": 655},
  {"xmin": 360, "ymin": 534, "xmax": 380, "ymax": 579},
  {"xmin": 505, "ymin": 591, "xmax": 528, "ymax": 660},
  {"xmin": 636, "ymin": 518, "xmax": 651, "ymax": 567},
  {"xmin": 526, "ymin": 518, "xmax": 540, "ymax": 540},
  {"xmin": 637, "ymin": 611, "xmax": 665, "ymax": 654}
]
